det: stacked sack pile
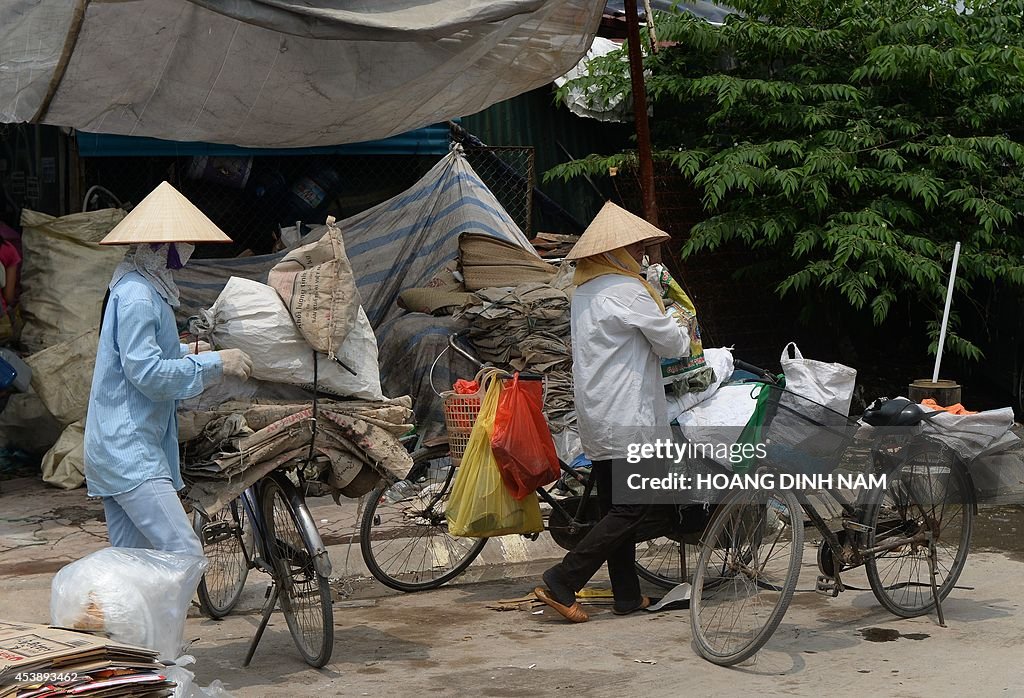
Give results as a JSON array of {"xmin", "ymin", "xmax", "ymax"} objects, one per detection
[{"xmin": 455, "ymin": 233, "xmax": 578, "ymax": 434}]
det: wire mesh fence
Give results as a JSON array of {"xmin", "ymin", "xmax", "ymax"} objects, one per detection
[{"xmin": 461, "ymin": 145, "xmax": 535, "ymax": 235}]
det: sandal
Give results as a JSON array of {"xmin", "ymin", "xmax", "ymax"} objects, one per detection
[
  {"xmin": 613, "ymin": 595, "xmax": 651, "ymax": 615},
  {"xmin": 533, "ymin": 587, "xmax": 589, "ymax": 623}
]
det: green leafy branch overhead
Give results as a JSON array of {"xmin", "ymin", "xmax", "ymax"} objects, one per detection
[{"xmin": 548, "ymin": 0, "xmax": 1024, "ymax": 360}]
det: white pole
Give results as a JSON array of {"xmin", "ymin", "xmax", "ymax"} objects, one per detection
[{"xmin": 932, "ymin": 241, "xmax": 961, "ymax": 382}]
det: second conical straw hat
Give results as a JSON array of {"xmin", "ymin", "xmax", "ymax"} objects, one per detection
[
  {"xmin": 564, "ymin": 201, "xmax": 670, "ymax": 260},
  {"xmin": 100, "ymin": 181, "xmax": 232, "ymax": 245}
]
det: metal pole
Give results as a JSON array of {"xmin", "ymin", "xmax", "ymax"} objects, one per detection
[
  {"xmin": 932, "ymin": 241, "xmax": 961, "ymax": 382},
  {"xmin": 624, "ymin": 0, "xmax": 662, "ymax": 258}
]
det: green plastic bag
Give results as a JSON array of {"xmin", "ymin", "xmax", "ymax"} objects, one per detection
[
  {"xmin": 446, "ymin": 374, "xmax": 544, "ymax": 538},
  {"xmin": 734, "ymin": 376, "xmax": 785, "ymax": 473}
]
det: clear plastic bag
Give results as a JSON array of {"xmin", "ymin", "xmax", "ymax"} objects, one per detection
[{"xmin": 50, "ymin": 548, "xmax": 208, "ymax": 660}]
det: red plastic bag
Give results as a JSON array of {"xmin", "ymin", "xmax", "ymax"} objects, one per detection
[
  {"xmin": 453, "ymin": 379, "xmax": 479, "ymax": 394},
  {"xmin": 491, "ymin": 373, "xmax": 560, "ymax": 500}
]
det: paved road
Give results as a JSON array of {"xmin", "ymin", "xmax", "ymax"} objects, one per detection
[{"xmin": 2, "ymin": 477, "xmax": 1023, "ymax": 696}]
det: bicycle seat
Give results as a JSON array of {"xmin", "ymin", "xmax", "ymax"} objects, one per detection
[{"xmin": 861, "ymin": 397, "xmax": 927, "ymax": 427}]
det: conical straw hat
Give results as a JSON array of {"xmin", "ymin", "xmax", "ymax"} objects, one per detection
[
  {"xmin": 99, "ymin": 181, "xmax": 232, "ymax": 245},
  {"xmin": 563, "ymin": 201, "xmax": 670, "ymax": 260}
]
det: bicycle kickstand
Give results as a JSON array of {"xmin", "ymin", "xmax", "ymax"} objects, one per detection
[
  {"xmin": 243, "ymin": 583, "xmax": 279, "ymax": 666},
  {"xmin": 926, "ymin": 536, "xmax": 947, "ymax": 628}
]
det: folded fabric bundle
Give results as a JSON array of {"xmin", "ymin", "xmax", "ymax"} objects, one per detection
[
  {"xmin": 457, "ymin": 283, "xmax": 571, "ymax": 365},
  {"xmin": 181, "ymin": 396, "xmax": 414, "ymax": 514},
  {"xmin": 457, "ymin": 282, "xmax": 575, "ymax": 429},
  {"xmin": 397, "ymin": 288, "xmax": 474, "ymax": 315}
]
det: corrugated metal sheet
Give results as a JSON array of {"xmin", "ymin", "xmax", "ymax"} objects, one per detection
[
  {"xmin": 76, "ymin": 123, "xmax": 451, "ymax": 157},
  {"xmin": 461, "ymin": 86, "xmax": 632, "ymax": 232}
]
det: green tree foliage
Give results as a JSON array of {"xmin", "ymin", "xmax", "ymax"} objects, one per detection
[{"xmin": 550, "ymin": 0, "xmax": 1024, "ymax": 359}]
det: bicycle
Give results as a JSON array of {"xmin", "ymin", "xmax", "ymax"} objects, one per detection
[
  {"xmin": 358, "ymin": 333, "xmax": 712, "ymax": 592},
  {"xmin": 688, "ymin": 376, "xmax": 975, "ymax": 666},
  {"xmin": 190, "ymin": 458, "xmax": 335, "ymax": 668}
]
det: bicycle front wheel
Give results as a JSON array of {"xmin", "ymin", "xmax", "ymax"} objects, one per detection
[
  {"xmin": 360, "ymin": 445, "xmax": 487, "ymax": 592},
  {"xmin": 690, "ymin": 488, "xmax": 803, "ymax": 666},
  {"xmin": 865, "ymin": 444, "xmax": 974, "ymax": 618},
  {"xmin": 194, "ymin": 497, "xmax": 253, "ymax": 619},
  {"xmin": 635, "ymin": 538, "xmax": 699, "ymax": 589},
  {"xmin": 260, "ymin": 473, "xmax": 334, "ymax": 668}
]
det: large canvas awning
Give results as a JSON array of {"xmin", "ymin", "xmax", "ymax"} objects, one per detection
[{"xmin": 0, "ymin": 0, "xmax": 602, "ymax": 147}]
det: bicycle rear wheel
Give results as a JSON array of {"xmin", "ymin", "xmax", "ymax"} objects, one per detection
[
  {"xmin": 690, "ymin": 488, "xmax": 802, "ymax": 666},
  {"xmin": 260, "ymin": 473, "xmax": 334, "ymax": 668},
  {"xmin": 360, "ymin": 445, "xmax": 487, "ymax": 592},
  {"xmin": 865, "ymin": 444, "xmax": 974, "ymax": 618},
  {"xmin": 194, "ymin": 497, "xmax": 252, "ymax": 619}
]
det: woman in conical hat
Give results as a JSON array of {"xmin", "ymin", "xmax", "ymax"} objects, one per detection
[
  {"xmin": 534, "ymin": 202, "xmax": 690, "ymax": 622},
  {"xmin": 84, "ymin": 182, "xmax": 253, "ymax": 558}
]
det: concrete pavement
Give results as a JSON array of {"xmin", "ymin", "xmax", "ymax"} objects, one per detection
[{"xmin": 2, "ymin": 476, "xmax": 1024, "ymax": 696}]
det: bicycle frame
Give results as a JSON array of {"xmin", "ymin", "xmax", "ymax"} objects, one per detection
[
  {"xmin": 535, "ymin": 460, "xmax": 597, "ymax": 534},
  {"xmin": 790, "ymin": 436, "xmax": 972, "ymax": 592}
]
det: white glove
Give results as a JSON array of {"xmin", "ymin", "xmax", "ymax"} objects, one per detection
[
  {"xmin": 195, "ymin": 340, "xmax": 212, "ymax": 353},
  {"xmin": 217, "ymin": 348, "xmax": 253, "ymax": 381}
]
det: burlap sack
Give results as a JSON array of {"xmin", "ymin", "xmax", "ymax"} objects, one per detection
[{"xmin": 267, "ymin": 216, "xmax": 359, "ymax": 358}]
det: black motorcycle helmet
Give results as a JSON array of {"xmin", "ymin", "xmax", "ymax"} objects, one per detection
[{"xmin": 862, "ymin": 397, "xmax": 927, "ymax": 427}]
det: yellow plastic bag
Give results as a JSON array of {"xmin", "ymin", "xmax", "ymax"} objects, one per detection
[{"xmin": 446, "ymin": 373, "xmax": 543, "ymax": 538}]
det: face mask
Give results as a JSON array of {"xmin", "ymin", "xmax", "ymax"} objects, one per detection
[{"xmin": 165, "ymin": 243, "xmax": 195, "ymax": 269}]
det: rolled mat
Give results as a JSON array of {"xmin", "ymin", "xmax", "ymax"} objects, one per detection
[{"xmin": 459, "ymin": 232, "xmax": 557, "ymax": 291}]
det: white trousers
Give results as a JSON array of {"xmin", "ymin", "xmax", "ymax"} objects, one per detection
[{"xmin": 102, "ymin": 477, "xmax": 204, "ymax": 558}]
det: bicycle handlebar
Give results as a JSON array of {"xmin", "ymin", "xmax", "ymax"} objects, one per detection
[
  {"xmin": 733, "ymin": 359, "xmax": 780, "ymax": 385},
  {"xmin": 448, "ymin": 334, "xmax": 485, "ymax": 369}
]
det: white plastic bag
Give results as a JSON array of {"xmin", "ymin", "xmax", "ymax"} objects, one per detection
[
  {"xmin": 779, "ymin": 342, "xmax": 856, "ymax": 416},
  {"xmin": 207, "ymin": 277, "xmax": 384, "ymax": 400},
  {"xmin": 50, "ymin": 548, "xmax": 208, "ymax": 661}
]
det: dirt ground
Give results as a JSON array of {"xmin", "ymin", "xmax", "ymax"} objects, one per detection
[{"xmin": 2, "ymin": 476, "xmax": 1023, "ymax": 697}]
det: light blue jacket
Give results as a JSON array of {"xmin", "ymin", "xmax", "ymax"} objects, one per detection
[{"xmin": 84, "ymin": 271, "xmax": 222, "ymax": 497}]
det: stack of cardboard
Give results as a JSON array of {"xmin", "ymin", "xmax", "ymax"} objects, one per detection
[{"xmin": 0, "ymin": 621, "xmax": 173, "ymax": 697}]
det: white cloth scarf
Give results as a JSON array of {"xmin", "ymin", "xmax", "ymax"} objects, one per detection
[{"xmin": 109, "ymin": 243, "xmax": 195, "ymax": 307}]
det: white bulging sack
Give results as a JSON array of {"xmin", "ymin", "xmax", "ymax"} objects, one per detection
[{"xmin": 209, "ymin": 277, "xmax": 384, "ymax": 401}]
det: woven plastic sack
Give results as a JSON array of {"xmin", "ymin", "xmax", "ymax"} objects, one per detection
[
  {"xmin": 51, "ymin": 548, "xmax": 208, "ymax": 661},
  {"xmin": 491, "ymin": 374, "xmax": 560, "ymax": 500},
  {"xmin": 200, "ymin": 277, "xmax": 383, "ymax": 400},
  {"xmin": 779, "ymin": 342, "xmax": 857, "ymax": 416},
  {"xmin": 19, "ymin": 208, "xmax": 126, "ymax": 354},
  {"xmin": 267, "ymin": 217, "xmax": 359, "ymax": 358},
  {"xmin": 25, "ymin": 327, "xmax": 98, "ymax": 426},
  {"xmin": 645, "ymin": 263, "xmax": 711, "ymax": 389},
  {"xmin": 446, "ymin": 375, "xmax": 543, "ymax": 537}
]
